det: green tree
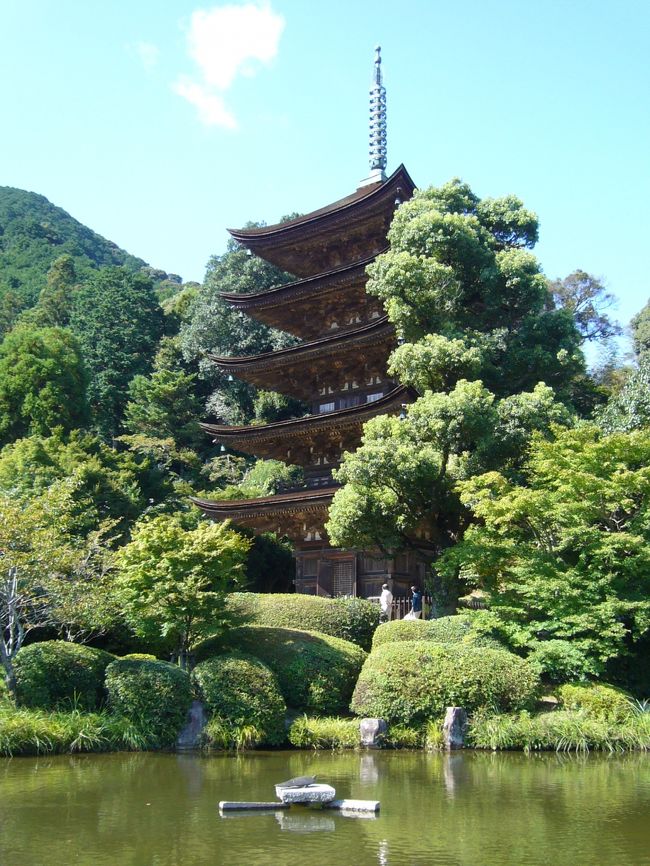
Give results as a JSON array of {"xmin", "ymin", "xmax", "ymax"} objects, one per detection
[
  {"xmin": 597, "ymin": 356, "xmax": 650, "ymax": 433},
  {"xmin": 124, "ymin": 368, "xmax": 203, "ymax": 449},
  {"xmin": 115, "ymin": 513, "xmax": 251, "ymax": 666},
  {"xmin": 549, "ymin": 270, "xmax": 621, "ymax": 343},
  {"xmin": 440, "ymin": 425, "xmax": 650, "ymax": 672},
  {"xmin": 0, "ymin": 325, "xmax": 89, "ymax": 446},
  {"xmin": 36, "ymin": 254, "xmax": 77, "ymax": 327},
  {"xmin": 70, "ymin": 266, "xmax": 164, "ymax": 436}
]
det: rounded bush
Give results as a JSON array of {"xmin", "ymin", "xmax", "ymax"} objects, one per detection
[
  {"xmin": 192, "ymin": 653, "xmax": 286, "ymax": 747},
  {"xmin": 104, "ymin": 657, "xmax": 192, "ymax": 747},
  {"xmin": 526, "ymin": 640, "xmax": 591, "ymax": 684},
  {"xmin": 372, "ymin": 615, "xmax": 501, "ymax": 651},
  {"xmin": 351, "ymin": 641, "xmax": 539, "ymax": 725},
  {"xmin": 194, "ymin": 625, "xmax": 366, "ymax": 715},
  {"xmin": 14, "ymin": 641, "xmax": 114, "ymax": 711},
  {"xmin": 228, "ymin": 593, "xmax": 379, "ymax": 650},
  {"xmin": 558, "ymin": 682, "xmax": 632, "ymax": 722}
]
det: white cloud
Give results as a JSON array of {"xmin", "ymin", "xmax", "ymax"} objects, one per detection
[
  {"xmin": 136, "ymin": 41, "xmax": 160, "ymax": 72},
  {"xmin": 173, "ymin": 1, "xmax": 285, "ymax": 128}
]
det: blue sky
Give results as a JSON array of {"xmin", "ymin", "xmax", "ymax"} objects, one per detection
[{"xmin": 1, "ymin": 0, "xmax": 648, "ymax": 340}]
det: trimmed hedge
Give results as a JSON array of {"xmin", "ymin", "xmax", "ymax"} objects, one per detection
[
  {"xmin": 192, "ymin": 653, "xmax": 286, "ymax": 747},
  {"xmin": 105, "ymin": 657, "xmax": 192, "ymax": 747},
  {"xmin": 372, "ymin": 615, "xmax": 502, "ymax": 652},
  {"xmin": 351, "ymin": 641, "xmax": 539, "ymax": 725},
  {"xmin": 194, "ymin": 625, "xmax": 367, "ymax": 715},
  {"xmin": 557, "ymin": 682, "xmax": 633, "ymax": 722},
  {"xmin": 14, "ymin": 642, "xmax": 115, "ymax": 711},
  {"xmin": 227, "ymin": 593, "xmax": 379, "ymax": 650}
]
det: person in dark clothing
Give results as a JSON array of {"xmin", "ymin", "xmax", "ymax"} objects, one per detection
[{"xmin": 407, "ymin": 585, "xmax": 423, "ymax": 619}]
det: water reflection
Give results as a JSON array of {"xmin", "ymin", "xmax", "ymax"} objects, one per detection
[{"xmin": 275, "ymin": 811, "xmax": 336, "ymax": 833}]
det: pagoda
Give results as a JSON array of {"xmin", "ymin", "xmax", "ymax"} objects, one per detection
[{"xmin": 194, "ymin": 48, "xmax": 423, "ymax": 598}]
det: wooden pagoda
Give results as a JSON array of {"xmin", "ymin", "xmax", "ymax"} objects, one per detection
[{"xmin": 194, "ymin": 49, "xmax": 424, "ymax": 597}]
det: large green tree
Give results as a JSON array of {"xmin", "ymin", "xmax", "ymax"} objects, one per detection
[
  {"xmin": 440, "ymin": 425, "xmax": 650, "ymax": 673},
  {"xmin": 0, "ymin": 325, "xmax": 89, "ymax": 445},
  {"xmin": 70, "ymin": 266, "xmax": 164, "ymax": 436}
]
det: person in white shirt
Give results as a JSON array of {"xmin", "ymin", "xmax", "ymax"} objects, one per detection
[{"xmin": 379, "ymin": 583, "xmax": 393, "ymax": 622}]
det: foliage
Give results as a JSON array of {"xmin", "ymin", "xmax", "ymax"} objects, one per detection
[
  {"xmin": 243, "ymin": 532, "xmax": 295, "ymax": 593},
  {"xmin": 549, "ymin": 270, "xmax": 621, "ymax": 343},
  {"xmin": 124, "ymin": 368, "xmax": 203, "ymax": 450},
  {"xmin": 115, "ymin": 513, "xmax": 251, "ymax": 661},
  {"xmin": 13, "ymin": 641, "xmax": 114, "ymax": 711},
  {"xmin": 371, "ymin": 615, "xmax": 501, "ymax": 651},
  {"xmin": 468, "ymin": 708, "xmax": 650, "ymax": 752},
  {"xmin": 192, "ymin": 653, "xmax": 286, "ymax": 748},
  {"xmin": 557, "ymin": 682, "xmax": 633, "ymax": 722},
  {"xmin": 597, "ymin": 356, "xmax": 650, "ymax": 433},
  {"xmin": 104, "ymin": 657, "xmax": 192, "ymax": 747},
  {"xmin": 526, "ymin": 640, "xmax": 591, "ymax": 685},
  {"xmin": 287, "ymin": 715, "xmax": 360, "ymax": 750},
  {"xmin": 631, "ymin": 297, "xmax": 650, "ymax": 361},
  {"xmin": 0, "ymin": 325, "xmax": 89, "ymax": 445},
  {"xmin": 194, "ymin": 625, "xmax": 367, "ymax": 715},
  {"xmin": 70, "ymin": 266, "xmax": 164, "ymax": 435},
  {"xmin": 351, "ymin": 641, "xmax": 539, "ymax": 725},
  {"xmin": 227, "ymin": 592, "xmax": 380, "ymax": 650},
  {"xmin": 441, "ymin": 425, "xmax": 650, "ymax": 671},
  {"xmin": 0, "ymin": 705, "xmax": 149, "ymax": 756},
  {"xmin": 252, "ymin": 389, "xmax": 306, "ymax": 424},
  {"xmin": 0, "ymin": 186, "xmax": 146, "ymax": 311}
]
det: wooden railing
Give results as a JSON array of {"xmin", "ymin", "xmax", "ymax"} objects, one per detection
[{"xmin": 389, "ymin": 595, "xmax": 434, "ymax": 621}]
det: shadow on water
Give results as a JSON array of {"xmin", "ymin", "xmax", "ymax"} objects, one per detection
[{"xmin": 1, "ymin": 750, "xmax": 650, "ymax": 866}]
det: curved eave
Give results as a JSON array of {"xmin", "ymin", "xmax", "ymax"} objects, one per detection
[
  {"xmin": 207, "ymin": 316, "xmax": 393, "ymax": 371},
  {"xmin": 200, "ymin": 385, "xmax": 412, "ymax": 446},
  {"xmin": 192, "ymin": 487, "xmax": 337, "ymax": 520},
  {"xmin": 228, "ymin": 164, "xmax": 415, "ymax": 242},
  {"xmin": 218, "ymin": 254, "xmax": 378, "ymax": 311}
]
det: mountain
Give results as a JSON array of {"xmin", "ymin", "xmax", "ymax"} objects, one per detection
[{"xmin": 0, "ymin": 186, "xmax": 149, "ymax": 309}]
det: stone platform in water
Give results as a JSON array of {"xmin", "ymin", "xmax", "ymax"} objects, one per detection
[{"xmin": 275, "ymin": 783, "xmax": 336, "ymax": 804}]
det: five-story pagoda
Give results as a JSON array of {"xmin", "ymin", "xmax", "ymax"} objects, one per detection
[{"xmin": 194, "ymin": 49, "xmax": 422, "ymax": 598}]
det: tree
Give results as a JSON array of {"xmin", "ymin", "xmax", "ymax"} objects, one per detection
[
  {"xmin": 70, "ymin": 266, "xmax": 164, "ymax": 436},
  {"xmin": 549, "ymin": 270, "xmax": 621, "ymax": 343},
  {"xmin": 597, "ymin": 356, "xmax": 650, "ymax": 433},
  {"xmin": 124, "ymin": 368, "xmax": 203, "ymax": 450},
  {"xmin": 0, "ymin": 325, "xmax": 89, "ymax": 446},
  {"xmin": 440, "ymin": 425, "xmax": 650, "ymax": 673},
  {"xmin": 631, "ymin": 298, "xmax": 650, "ymax": 361},
  {"xmin": 115, "ymin": 513, "xmax": 251, "ymax": 666}
]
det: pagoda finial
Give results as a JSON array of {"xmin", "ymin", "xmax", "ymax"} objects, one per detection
[{"xmin": 368, "ymin": 45, "xmax": 387, "ymax": 178}]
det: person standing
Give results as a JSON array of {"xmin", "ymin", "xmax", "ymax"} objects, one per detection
[
  {"xmin": 408, "ymin": 585, "xmax": 423, "ymax": 619},
  {"xmin": 379, "ymin": 583, "xmax": 393, "ymax": 622}
]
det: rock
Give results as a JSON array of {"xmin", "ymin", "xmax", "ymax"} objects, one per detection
[
  {"xmin": 275, "ymin": 783, "xmax": 336, "ymax": 804},
  {"xmin": 442, "ymin": 706, "xmax": 467, "ymax": 750},
  {"xmin": 176, "ymin": 700, "xmax": 208, "ymax": 750},
  {"xmin": 360, "ymin": 718, "xmax": 387, "ymax": 747}
]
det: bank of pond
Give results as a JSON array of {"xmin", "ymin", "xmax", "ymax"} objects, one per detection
[{"xmin": 2, "ymin": 597, "xmax": 649, "ymax": 757}]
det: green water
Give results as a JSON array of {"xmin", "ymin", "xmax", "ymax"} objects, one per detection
[{"xmin": 1, "ymin": 750, "xmax": 649, "ymax": 866}]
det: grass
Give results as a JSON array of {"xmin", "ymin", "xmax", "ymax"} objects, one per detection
[
  {"xmin": 287, "ymin": 716, "xmax": 360, "ymax": 750},
  {"xmin": 201, "ymin": 718, "xmax": 266, "ymax": 751},
  {"xmin": 469, "ymin": 709, "xmax": 650, "ymax": 753}
]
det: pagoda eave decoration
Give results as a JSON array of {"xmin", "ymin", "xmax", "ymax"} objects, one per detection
[
  {"xmin": 207, "ymin": 316, "xmax": 395, "ymax": 399},
  {"xmin": 201, "ymin": 385, "xmax": 412, "ymax": 464},
  {"xmin": 228, "ymin": 164, "xmax": 415, "ymax": 277}
]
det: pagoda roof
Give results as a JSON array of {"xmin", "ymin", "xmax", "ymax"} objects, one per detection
[
  {"xmin": 228, "ymin": 164, "xmax": 415, "ymax": 277},
  {"xmin": 207, "ymin": 316, "xmax": 395, "ymax": 399},
  {"xmin": 218, "ymin": 254, "xmax": 379, "ymax": 339},
  {"xmin": 201, "ymin": 385, "xmax": 411, "ymax": 463},
  {"xmin": 192, "ymin": 487, "xmax": 336, "ymax": 540}
]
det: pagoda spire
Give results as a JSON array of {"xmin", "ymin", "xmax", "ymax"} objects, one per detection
[{"xmin": 360, "ymin": 45, "xmax": 387, "ymax": 187}]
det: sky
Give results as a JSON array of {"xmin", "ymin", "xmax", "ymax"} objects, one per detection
[{"xmin": 1, "ymin": 0, "xmax": 648, "ymax": 341}]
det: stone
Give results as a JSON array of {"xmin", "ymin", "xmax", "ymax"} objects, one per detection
[
  {"xmin": 176, "ymin": 700, "xmax": 208, "ymax": 750},
  {"xmin": 275, "ymin": 783, "xmax": 336, "ymax": 804},
  {"xmin": 442, "ymin": 706, "xmax": 467, "ymax": 750},
  {"xmin": 360, "ymin": 717, "xmax": 387, "ymax": 747}
]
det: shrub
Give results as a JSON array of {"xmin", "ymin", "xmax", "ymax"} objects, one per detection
[
  {"xmin": 192, "ymin": 653, "xmax": 286, "ymax": 748},
  {"xmin": 104, "ymin": 657, "xmax": 192, "ymax": 747},
  {"xmin": 227, "ymin": 593, "xmax": 380, "ymax": 650},
  {"xmin": 288, "ymin": 716, "xmax": 360, "ymax": 750},
  {"xmin": 351, "ymin": 641, "xmax": 539, "ymax": 725},
  {"xmin": 526, "ymin": 640, "xmax": 590, "ymax": 684},
  {"xmin": 557, "ymin": 682, "xmax": 633, "ymax": 723},
  {"xmin": 371, "ymin": 616, "xmax": 501, "ymax": 651},
  {"xmin": 14, "ymin": 642, "xmax": 114, "ymax": 711},
  {"xmin": 194, "ymin": 626, "xmax": 366, "ymax": 715}
]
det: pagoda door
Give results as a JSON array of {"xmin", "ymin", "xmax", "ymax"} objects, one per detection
[
  {"xmin": 316, "ymin": 559, "xmax": 332, "ymax": 597},
  {"xmin": 331, "ymin": 556, "xmax": 357, "ymax": 597}
]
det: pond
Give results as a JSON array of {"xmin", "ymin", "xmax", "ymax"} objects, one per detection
[{"xmin": 1, "ymin": 750, "xmax": 649, "ymax": 866}]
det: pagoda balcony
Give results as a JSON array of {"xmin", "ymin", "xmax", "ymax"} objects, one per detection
[
  {"xmin": 218, "ymin": 254, "xmax": 383, "ymax": 341},
  {"xmin": 201, "ymin": 384, "xmax": 412, "ymax": 466},
  {"xmin": 228, "ymin": 164, "xmax": 415, "ymax": 278},
  {"xmin": 207, "ymin": 316, "xmax": 396, "ymax": 400}
]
